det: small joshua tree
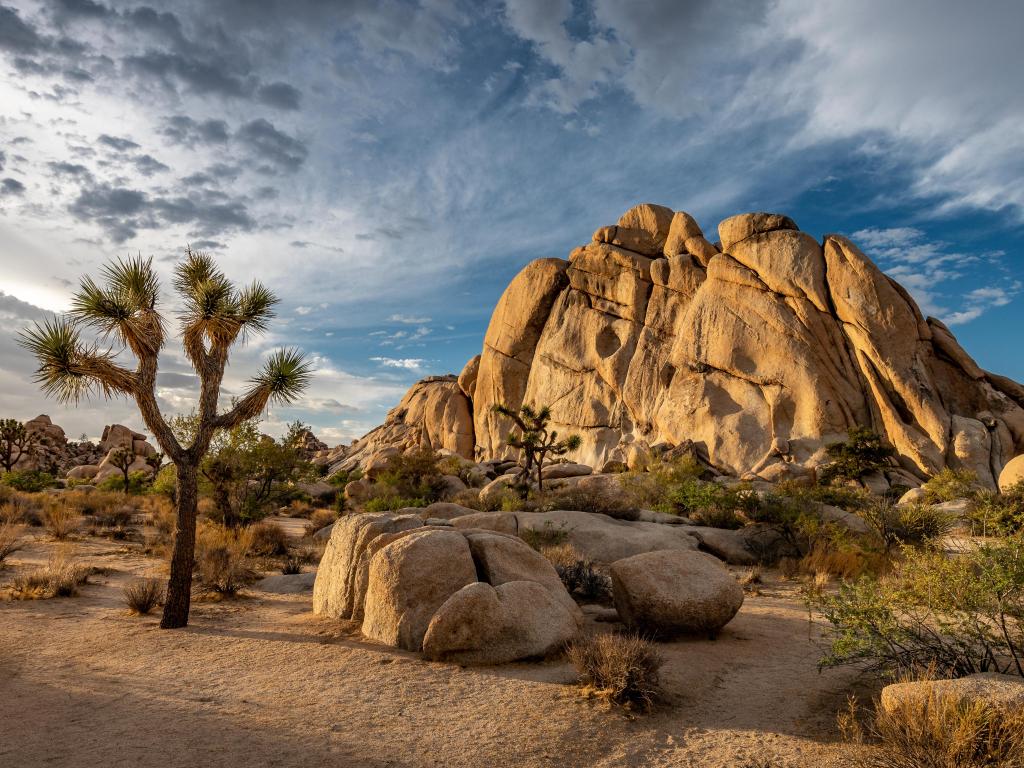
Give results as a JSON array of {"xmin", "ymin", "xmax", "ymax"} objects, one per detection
[
  {"xmin": 0, "ymin": 418, "xmax": 38, "ymax": 472},
  {"xmin": 492, "ymin": 403, "xmax": 581, "ymax": 493},
  {"xmin": 108, "ymin": 446, "xmax": 134, "ymax": 494},
  {"xmin": 19, "ymin": 250, "xmax": 311, "ymax": 628}
]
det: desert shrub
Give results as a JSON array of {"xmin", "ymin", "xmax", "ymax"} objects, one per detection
[
  {"xmin": 9, "ymin": 550, "xmax": 90, "ymax": 599},
  {"xmin": 374, "ymin": 448, "xmax": 447, "ymax": 503},
  {"xmin": 817, "ymin": 536, "xmax": 1024, "ymax": 679},
  {"xmin": 326, "ymin": 468, "xmax": 362, "ymax": 487},
  {"xmin": 774, "ymin": 478, "xmax": 871, "ymax": 511},
  {"xmin": 841, "ymin": 687, "xmax": 1024, "ymax": 768},
  {"xmin": 519, "ymin": 521, "xmax": 569, "ymax": 551},
  {"xmin": 304, "ymin": 508, "xmax": 336, "ymax": 537},
  {"xmin": 41, "ymin": 500, "xmax": 77, "ymax": 540},
  {"xmin": 280, "ymin": 553, "xmax": 305, "ymax": 574},
  {"xmin": 93, "ymin": 503, "xmax": 136, "ymax": 531},
  {"xmin": 819, "ymin": 427, "xmax": 894, "ymax": 485},
  {"xmin": 567, "ymin": 632, "xmax": 664, "ymax": 711},
  {"xmin": 97, "ymin": 470, "xmax": 150, "ymax": 495},
  {"xmin": 194, "ymin": 524, "xmax": 257, "ymax": 596},
  {"xmin": 861, "ymin": 499, "xmax": 955, "ymax": 551},
  {"xmin": 538, "ymin": 484, "xmax": 639, "ymax": 520},
  {"xmin": 248, "ymin": 519, "xmax": 290, "ymax": 556},
  {"xmin": 615, "ymin": 455, "xmax": 704, "ymax": 513},
  {"xmin": 922, "ymin": 468, "xmax": 980, "ymax": 504},
  {"xmin": 969, "ymin": 481, "xmax": 1024, "ymax": 537},
  {"xmin": 1, "ymin": 471, "xmax": 55, "ymax": 493},
  {"xmin": 0, "ymin": 521, "xmax": 24, "ymax": 565},
  {"xmin": 558, "ymin": 559, "xmax": 612, "ymax": 603},
  {"xmin": 363, "ymin": 495, "xmax": 428, "ymax": 513},
  {"xmin": 799, "ymin": 541, "xmax": 889, "ymax": 580},
  {"xmin": 150, "ymin": 464, "xmax": 177, "ymax": 499},
  {"xmin": 436, "ymin": 455, "xmax": 481, "ymax": 487},
  {"xmin": 123, "ymin": 577, "xmax": 164, "ymax": 614}
]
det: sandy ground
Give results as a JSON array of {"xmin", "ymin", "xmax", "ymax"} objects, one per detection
[{"xmin": 0, "ymin": 521, "xmax": 870, "ymax": 768}]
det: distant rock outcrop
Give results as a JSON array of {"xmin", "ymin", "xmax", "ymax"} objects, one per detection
[{"xmin": 330, "ymin": 205, "xmax": 1024, "ymax": 489}]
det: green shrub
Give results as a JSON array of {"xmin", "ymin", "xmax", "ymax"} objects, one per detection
[
  {"xmin": 150, "ymin": 465, "xmax": 177, "ymax": 499},
  {"xmin": 363, "ymin": 495, "xmax": 428, "ymax": 513},
  {"xmin": 773, "ymin": 479, "xmax": 871, "ymax": 511},
  {"xmin": 567, "ymin": 632, "xmax": 664, "ymax": 711},
  {"xmin": 374, "ymin": 448, "xmax": 446, "ymax": 503},
  {"xmin": 1, "ymin": 471, "xmax": 55, "ymax": 492},
  {"xmin": 536, "ymin": 484, "xmax": 639, "ymax": 520},
  {"xmin": 97, "ymin": 470, "xmax": 150, "ymax": 494},
  {"xmin": 817, "ymin": 535, "xmax": 1024, "ymax": 679},
  {"xmin": 861, "ymin": 499, "xmax": 955, "ymax": 550},
  {"xmin": 922, "ymin": 468, "xmax": 980, "ymax": 503},
  {"xmin": 969, "ymin": 481, "xmax": 1024, "ymax": 537},
  {"xmin": 819, "ymin": 427, "xmax": 894, "ymax": 485}
]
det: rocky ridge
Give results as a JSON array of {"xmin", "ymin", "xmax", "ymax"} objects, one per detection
[{"xmin": 326, "ymin": 205, "xmax": 1024, "ymax": 491}]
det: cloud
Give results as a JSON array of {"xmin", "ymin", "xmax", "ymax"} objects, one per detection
[
  {"xmin": 235, "ymin": 118, "xmax": 308, "ymax": 174},
  {"xmin": 257, "ymin": 81, "xmax": 301, "ymax": 110},
  {"xmin": 388, "ymin": 313, "xmax": 432, "ymax": 324},
  {"xmin": 68, "ymin": 183, "xmax": 254, "ymax": 242},
  {"xmin": 133, "ymin": 154, "xmax": 169, "ymax": 176},
  {"xmin": 370, "ymin": 356, "xmax": 427, "ymax": 371},
  {"xmin": 159, "ymin": 115, "xmax": 230, "ymax": 147},
  {"xmin": 0, "ymin": 4, "xmax": 44, "ymax": 55},
  {"xmin": 1, "ymin": 177, "xmax": 26, "ymax": 195},
  {"xmin": 98, "ymin": 134, "xmax": 140, "ymax": 152}
]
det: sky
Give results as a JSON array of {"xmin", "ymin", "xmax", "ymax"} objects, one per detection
[{"xmin": 0, "ymin": 0, "xmax": 1022, "ymax": 445}]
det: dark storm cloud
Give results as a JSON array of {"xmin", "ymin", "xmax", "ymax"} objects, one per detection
[
  {"xmin": 123, "ymin": 50, "xmax": 254, "ymax": 99},
  {"xmin": 257, "ymin": 82, "xmax": 302, "ymax": 110},
  {"xmin": 236, "ymin": 119, "xmax": 308, "ymax": 173},
  {"xmin": 47, "ymin": 160, "xmax": 93, "ymax": 180},
  {"xmin": 0, "ymin": 4, "xmax": 43, "ymax": 54},
  {"xmin": 98, "ymin": 134, "xmax": 141, "ymax": 152},
  {"xmin": 158, "ymin": 115, "xmax": 230, "ymax": 147},
  {"xmin": 0, "ymin": 150, "xmax": 5, "ymax": 171},
  {"xmin": 1, "ymin": 178, "xmax": 26, "ymax": 195},
  {"xmin": 69, "ymin": 182, "xmax": 255, "ymax": 242},
  {"xmin": 133, "ymin": 154, "xmax": 170, "ymax": 176}
]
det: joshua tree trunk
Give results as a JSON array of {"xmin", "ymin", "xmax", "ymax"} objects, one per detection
[
  {"xmin": 121, "ymin": 466, "xmax": 130, "ymax": 494},
  {"xmin": 160, "ymin": 462, "xmax": 199, "ymax": 629}
]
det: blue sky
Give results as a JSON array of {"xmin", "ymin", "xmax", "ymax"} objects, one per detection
[{"xmin": 0, "ymin": 0, "xmax": 1022, "ymax": 444}]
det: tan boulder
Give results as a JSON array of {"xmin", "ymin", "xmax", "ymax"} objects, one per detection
[
  {"xmin": 458, "ymin": 354, "xmax": 480, "ymax": 400},
  {"xmin": 999, "ymin": 454, "xmax": 1024, "ymax": 492},
  {"xmin": 592, "ymin": 225, "xmax": 661, "ymax": 256},
  {"xmin": 717, "ymin": 211, "xmax": 798, "ymax": 252},
  {"xmin": 879, "ymin": 673, "xmax": 1024, "ymax": 715},
  {"xmin": 663, "ymin": 210, "xmax": 704, "ymax": 257},
  {"xmin": 515, "ymin": 510, "xmax": 699, "ymax": 564},
  {"xmin": 66, "ymin": 464, "xmax": 99, "ymax": 481},
  {"xmin": 617, "ymin": 203, "xmax": 674, "ymax": 251},
  {"xmin": 450, "ymin": 512, "xmax": 519, "ymax": 535},
  {"xmin": 464, "ymin": 531, "xmax": 581, "ymax": 618},
  {"xmin": 312, "ymin": 513, "xmax": 424, "ymax": 619},
  {"xmin": 422, "ymin": 581, "xmax": 579, "ymax": 665},
  {"xmin": 361, "ymin": 529, "xmax": 478, "ymax": 651},
  {"xmin": 610, "ymin": 549, "xmax": 743, "ymax": 635}
]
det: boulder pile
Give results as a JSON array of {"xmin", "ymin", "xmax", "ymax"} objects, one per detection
[
  {"xmin": 313, "ymin": 512, "xmax": 583, "ymax": 664},
  {"xmin": 322, "ymin": 205, "xmax": 1024, "ymax": 493},
  {"xmin": 64, "ymin": 424, "xmax": 160, "ymax": 483}
]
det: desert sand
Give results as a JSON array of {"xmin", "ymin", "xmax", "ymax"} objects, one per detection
[{"xmin": 0, "ymin": 521, "xmax": 868, "ymax": 768}]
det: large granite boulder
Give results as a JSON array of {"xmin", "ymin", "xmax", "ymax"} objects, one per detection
[
  {"xmin": 313, "ymin": 512, "xmax": 581, "ymax": 661},
  {"xmin": 610, "ymin": 549, "xmax": 743, "ymax": 636}
]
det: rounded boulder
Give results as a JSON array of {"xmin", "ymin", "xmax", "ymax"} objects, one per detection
[{"xmin": 610, "ymin": 549, "xmax": 743, "ymax": 636}]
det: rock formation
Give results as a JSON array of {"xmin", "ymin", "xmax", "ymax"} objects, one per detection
[
  {"xmin": 313, "ymin": 512, "xmax": 581, "ymax": 664},
  {"xmin": 333, "ymin": 205, "xmax": 1024, "ymax": 490}
]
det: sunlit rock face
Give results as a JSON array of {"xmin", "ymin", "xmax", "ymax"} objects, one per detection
[{"xmin": 353, "ymin": 205, "xmax": 1024, "ymax": 490}]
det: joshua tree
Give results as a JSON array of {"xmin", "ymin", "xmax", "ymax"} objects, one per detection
[
  {"xmin": 0, "ymin": 418, "xmax": 38, "ymax": 472},
  {"xmin": 492, "ymin": 403, "xmax": 581, "ymax": 493},
  {"xmin": 19, "ymin": 250, "xmax": 311, "ymax": 628},
  {"xmin": 108, "ymin": 446, "xmax": 134, "ymax": 494}
]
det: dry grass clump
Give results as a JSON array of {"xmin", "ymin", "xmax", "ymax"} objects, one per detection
[
  {"xmin": 840, "ymin": 690, "xmax": 1024, "ymax": 768},
  {"xmin": 194, "ymin": 523, "xmax": 257, "ymax": 597},
  {"xmin": 799, "ymin": 543, "xmax": 890, "ymax": 580},
  {"xmin": 9, "ymin": 549, "xmax": 90, "ymax": 599},
  {"xmin": 542, "ymin": 543, "xmax": 611, "ymax": 603},
  {"xmin": 567, "ymin": 631, "xmax": 664, "ymax": 711},
  {"xmin": 541, "ymin": 484, "xmax": 640, "ymax": 520},
  {"xmin": 0, "ymin": 521, "xmax": 24, "ymax": 565},
  {"xmin": 122, "ymin": 577, "xmax": 165, "ymax": 614},
  {"xmin": 304, "ymin": 508, "xmax": 337, "ymax": 537},
  {"xmin": 248, "ymin": 519, "xmax": 290, "ymax": 556},
  {"xmin": 286, "ymin": 499, "xmax": 314, "ymax": 518},
  {"xmin": 41, "ymin": 499, "xmax": 77, "ymax": 540}
]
